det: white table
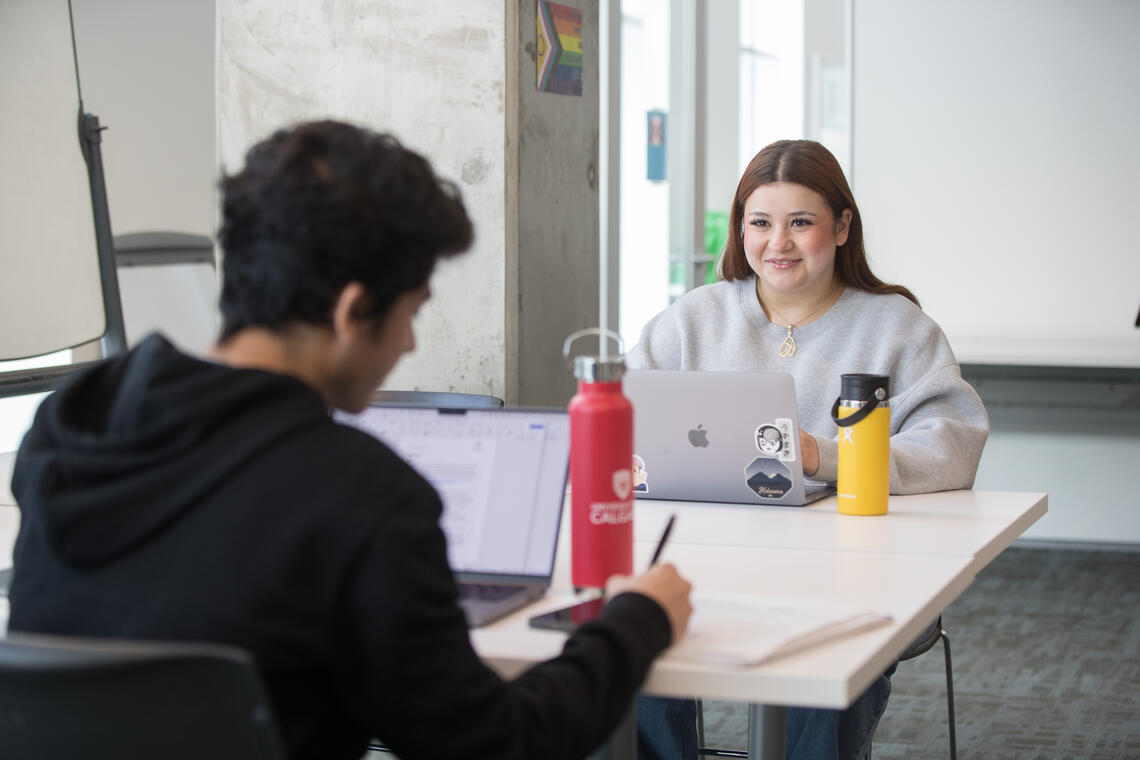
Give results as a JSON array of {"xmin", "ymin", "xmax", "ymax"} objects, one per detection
[
  {"xmin": 628, "ymin": 491, "xmax": 1047, "ymax": 572},
  {"xmin": 472, "ymin": 490, "xmax": 1047, "ymax": 759},
  {"xmin": 0, "ymin": 472, "xmax": 1045, "ymax": 759},
  {"xmin": 475, "ymin": 542, "xmax": 976, "ymax": 707}
]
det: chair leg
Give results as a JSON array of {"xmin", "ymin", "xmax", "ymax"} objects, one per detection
[
  {"xmin": 941, "ymin": 629, "xmax": 957, "ymax": 760},
  {"xmin": 696, "ymin": 698, "xmax": 705, "ymax": 750},
  {"xmin": 696, "ymin": 698, "xmax": 750, "ymax": 758}
]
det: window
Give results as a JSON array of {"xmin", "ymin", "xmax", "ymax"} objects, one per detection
[{"xmin": 608, "ymin": 0, "xmax": 850, "ymax": 349}]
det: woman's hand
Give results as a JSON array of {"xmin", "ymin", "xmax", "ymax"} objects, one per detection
[{"xmin": 799, "ymin": 429, "xmax": 819, "ymax": 477}]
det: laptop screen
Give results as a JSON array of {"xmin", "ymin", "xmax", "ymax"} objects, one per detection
[{"xmin": 337, "ymin": 406, "xmax": 570, "ymax": 580}]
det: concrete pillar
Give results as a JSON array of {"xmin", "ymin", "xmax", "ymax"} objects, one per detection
[{"xmin": 218, "ymin": 0, "xmax": 599, "ymax": 406}]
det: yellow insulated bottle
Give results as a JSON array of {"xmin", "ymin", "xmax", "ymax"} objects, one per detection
[{"xmin": 831, "ymin": 374, "xmax": 890, "ymax": 516}]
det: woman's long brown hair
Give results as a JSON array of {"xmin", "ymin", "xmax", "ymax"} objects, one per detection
[{"xmin": 720, "ymin": 139, "xmax": 919, "ymax": 306}]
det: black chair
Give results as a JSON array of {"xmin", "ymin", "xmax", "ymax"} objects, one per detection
[
  {"xmin": 0, "ymin": 632, "xmax": 285, "ymax": 760},
  {"xmin": 891, "ymin": 614, "xmax": 957, "ymax": 760},
  {"xmin": 372, "ymin": 390, "xmax": 505, "ymax": 408}
]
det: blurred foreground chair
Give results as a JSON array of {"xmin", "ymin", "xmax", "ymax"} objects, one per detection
[
  {"xmin": 372, "ymin": 390, "xmax": 504, "ymax": 408},
  {"xmin": 0, "ymin": 632, "xmax": 285, "ymax": 760}
]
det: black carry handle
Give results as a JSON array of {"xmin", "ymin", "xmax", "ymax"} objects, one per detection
[{"xmin": 831, "ymin": 392, "xmax": 883, "ymax": 428}]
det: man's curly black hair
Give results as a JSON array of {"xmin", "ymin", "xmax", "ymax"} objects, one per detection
[{"xmin": 216, "ymin": 120, "xmax": 473, "ymax": 341}]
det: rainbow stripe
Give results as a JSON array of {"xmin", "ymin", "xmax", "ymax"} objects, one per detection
[{"xmin": 536, "ymin": 1, "xmax": 582, "ymax": 96}]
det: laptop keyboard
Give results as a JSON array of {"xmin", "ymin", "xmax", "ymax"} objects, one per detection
[{"xmin": 458, "ymin": 583, "xmax": 526, "ymax": 601}]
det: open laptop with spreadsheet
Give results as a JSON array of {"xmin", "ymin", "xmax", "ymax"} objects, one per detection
[
  {"xmin": 624, "ymin": 369, "xmax": 834, "ymax": 506},
  {"xmin": 337, "ymin": 405, "xmax": 570, "ymax": 627}
]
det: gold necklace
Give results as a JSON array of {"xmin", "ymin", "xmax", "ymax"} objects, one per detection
[{"xmin": 761, "ymin": 286, "xmax": 840, "ymax": 358}]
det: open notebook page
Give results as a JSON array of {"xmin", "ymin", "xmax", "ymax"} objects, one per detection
[{"xmin": 667, "ymin": 593, "xmax": 892, "ymax": 667}]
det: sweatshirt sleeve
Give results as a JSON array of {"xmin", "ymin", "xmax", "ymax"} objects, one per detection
[
  {"xmin": 626, "ymin": 310, "xmax": 683, "ymax": 370},
  {"xmin": 884, "ymin": 360, "xmax": 989, "ymax": 494},
  {"xmin": 334, "ymin": 475, "xmax": 671, "ymax": 760},
  {"xmin": 812, "ymin": 435, "xmax": 840, "ymax": 484}
]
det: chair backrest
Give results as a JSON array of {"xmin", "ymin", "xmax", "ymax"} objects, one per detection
[
  {"xmin": 372, "ymin": 390, "xmax": 505, "ymax": 409},
  {"xmin": 899, "ymin": 614, "xmax": 943, "ymax": 661},
  {"xmin": 113, "ymin": 231, "xmax": 219, "ymax": 355},
  {"xmin": 0, "ymin": 632, "xmax": 285, "ymax": 760}
]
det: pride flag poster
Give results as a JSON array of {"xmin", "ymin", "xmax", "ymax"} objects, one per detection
[{"xmin": 536, "ymin": 0, "xmax": 583, "ymax": 96}]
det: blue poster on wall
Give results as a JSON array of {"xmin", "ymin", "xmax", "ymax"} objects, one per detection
[{"xmin": 647, "ymin": 110, "xmax": 666, "ymax": 182}]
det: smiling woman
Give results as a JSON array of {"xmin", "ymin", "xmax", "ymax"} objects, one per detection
[
  {"xmin": 744, "ymin": 183, "xmax": 847, "ymax": 300},
  {"xmin": 741, "ymin": 181, "xmax": 850, "ymax": 357},
  {"xmin": 626, "ymin": 138, "xmax": 989, "ymax": 760}
]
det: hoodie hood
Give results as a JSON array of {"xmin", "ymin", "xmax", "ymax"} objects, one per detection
[{"xmin": 13, "ymin": 334, "xmax": 329, "ymax": 568}]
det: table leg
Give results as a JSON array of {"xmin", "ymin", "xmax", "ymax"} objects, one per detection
[
  {"xmin": 747, "ymin": 704, "xmax": 785, "ymax": 760},
  {"xmin": 588, "ymin": 701, "xmax": 636, "ymax": 760}
]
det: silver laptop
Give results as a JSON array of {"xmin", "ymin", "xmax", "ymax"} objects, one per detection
[
  {"xmin": 338, "ymin": 405, "xmax": 570, "ymax": 626},
  {"xmin": 624, "ymin": 369, "xmax": 834, "ymax": 506}
]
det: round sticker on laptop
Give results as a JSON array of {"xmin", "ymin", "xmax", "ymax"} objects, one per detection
[
  {"xmin": 755, "ymin": 418, "xmax": 795, "ymax": 462},
  {"xmin": 755, "ymin": 424, "xmax": 783, "ymax": 455},
  {"xmin": 743, "ymin": 457, "xmax": 793, "ymax": 500}
]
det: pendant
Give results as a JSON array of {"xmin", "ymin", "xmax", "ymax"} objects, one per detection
[{"xmin": 778, "ymin": 327, "xmax": 797, "ymax": 358}]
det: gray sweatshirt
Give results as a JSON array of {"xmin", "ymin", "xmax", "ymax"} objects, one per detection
[{"xmin": 626, "ymin": 277, "xmax": 989, "ymax": 494}]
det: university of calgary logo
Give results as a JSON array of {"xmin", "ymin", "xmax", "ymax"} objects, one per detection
[{"xmin": 612, "ymin": 469, "xmax": 632, "ymax": 500}]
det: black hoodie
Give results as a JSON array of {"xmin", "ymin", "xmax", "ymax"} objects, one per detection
[{"xmin": 9, "ymin": 334, "xmax": 670, "ymax": 760}]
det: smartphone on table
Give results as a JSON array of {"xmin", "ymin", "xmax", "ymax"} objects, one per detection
[{"xmin": 528, "ymin": 596, "xmax": 606, "ymax": 632}]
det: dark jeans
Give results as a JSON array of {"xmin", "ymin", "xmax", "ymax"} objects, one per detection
[
  {"xmin": 637, "ymin": 663, "xmax": 896, "ymax": 760},
  {"xmin": 637, "ymin": 693, "xmax": 699, "ymax": 760}
]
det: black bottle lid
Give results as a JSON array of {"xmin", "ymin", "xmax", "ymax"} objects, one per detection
[{"xmin": 840, "ymin": 373, "xmax": 890, "ymax": 402}]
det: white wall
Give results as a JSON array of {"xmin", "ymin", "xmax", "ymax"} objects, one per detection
[
  {"xmin": 851, "ymin": 0, "xmax": 1140, "ymax": 368},
  {"xmin": 849, "ymin": 0, "xmax": 1140, "ymax": 544},
  {"xmin": 976, "ymin": 417, "xmax": 1140, "ymax": 544},
  {"xmin": 71, "ymin": 0, "xmax": 216, "ymax": 237}
]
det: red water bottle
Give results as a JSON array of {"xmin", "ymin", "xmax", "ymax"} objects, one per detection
[{"xmin": 563, "ymin": 328, "xmax": 634, "ymax": 589}]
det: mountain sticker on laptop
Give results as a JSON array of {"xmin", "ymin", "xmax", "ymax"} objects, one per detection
[{"xmin": 744, "ymin": 457, "xmax": 793, "ymax": 500}]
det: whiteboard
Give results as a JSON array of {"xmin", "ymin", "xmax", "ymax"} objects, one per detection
[
  {"xmin": 851, "ymin": 0, "xmax": 1140, "ymax": 368},
  {"xmin": 0, "ymin": 0, "xmax": 106, "ymax": 361}
]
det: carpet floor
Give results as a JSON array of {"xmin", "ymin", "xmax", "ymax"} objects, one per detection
[{"xmin": 700, "ymin": 546, "xmax": 1140, "ymax": 759}]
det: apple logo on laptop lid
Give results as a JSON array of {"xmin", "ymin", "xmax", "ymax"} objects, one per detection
[{"xmin": 687, "ymin": 424, "xmax": 709, "ymax": 448}]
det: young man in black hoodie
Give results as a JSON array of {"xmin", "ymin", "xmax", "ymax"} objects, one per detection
[{"xmin": 8, "ymin": 120, "xmax": 692, "ymax": 760}]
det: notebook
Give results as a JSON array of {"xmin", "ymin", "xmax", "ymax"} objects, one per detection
[
  {"xmin": 624, "ymin": 369, "xmax": 835, "ymax": 506},
  {"xmin": 338, "ymin": 405, "xmax": 570, "ymax": 627},
  {"xmin": 668, "ymin": 592, "xmax": 891, "ymax": 666}
]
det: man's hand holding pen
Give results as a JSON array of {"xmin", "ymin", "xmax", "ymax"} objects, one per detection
[{"xmin": 607, "ymin": 515, "xmax": 693, "ymax": 643}]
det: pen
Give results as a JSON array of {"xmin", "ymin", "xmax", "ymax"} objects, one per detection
[{"xmin": 648, "ymin": 514, "xmax": 676, "ymax": 568}]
